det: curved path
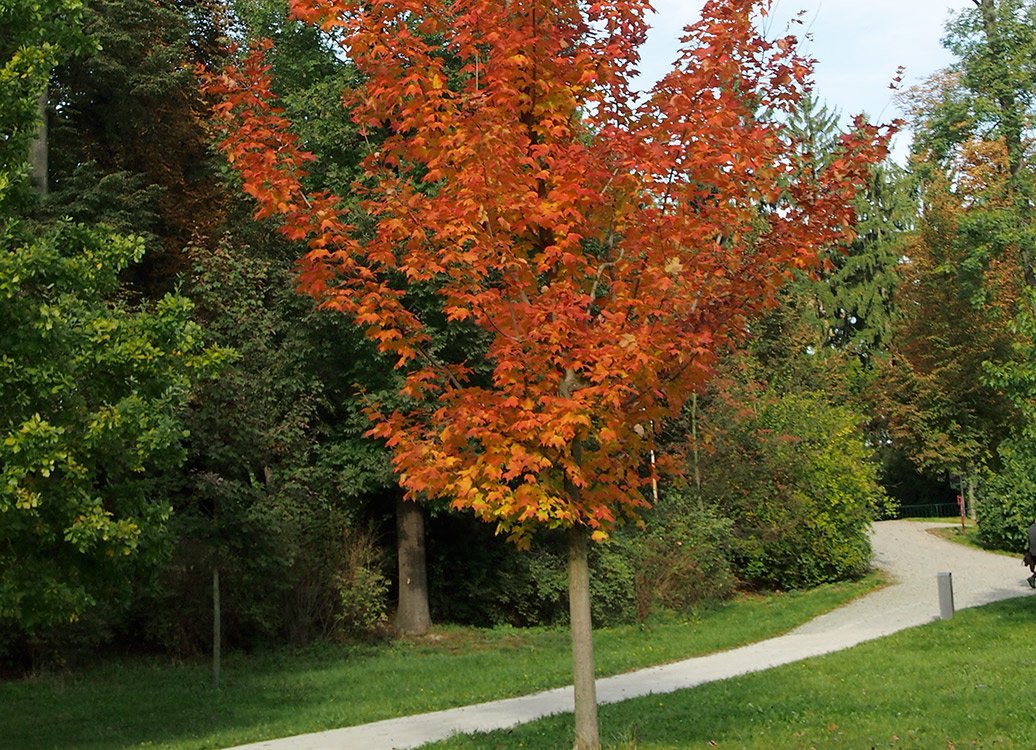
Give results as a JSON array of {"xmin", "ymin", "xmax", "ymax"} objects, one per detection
[{"xmin": 230, "ymin": 521, "xmax": 1034, "ymax": 750}]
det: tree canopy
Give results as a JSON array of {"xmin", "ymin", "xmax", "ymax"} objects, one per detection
[
  {"xmin": 207, "ymin": 0, "xmax": 892, "ymax": 545},
  {"xmin": 0, "ymin": 0, "xmax": 223, "ymax": 631},
  {"xmin": 205, "ymin": 1, "xmax": 892, "ymax": 745}
]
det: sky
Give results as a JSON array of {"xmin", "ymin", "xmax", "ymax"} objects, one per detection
[{"xmin": 638, "ymin": 0, "xmax": 976, "ymax": 157}]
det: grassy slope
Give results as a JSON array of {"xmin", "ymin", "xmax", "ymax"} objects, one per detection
[
  {"xmin": 428, "ymin": 597, "xmax": 1036, "ymax": 749},
  {"xmin": 0, "ymin": 577, "xmax": 879, "ymax": 750}
]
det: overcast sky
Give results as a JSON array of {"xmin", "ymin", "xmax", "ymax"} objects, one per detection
[{"xmin": 638, "ymin": 1, "xmax": 976, "ymax": 156}]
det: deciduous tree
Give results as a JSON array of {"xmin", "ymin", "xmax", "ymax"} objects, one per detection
[
  {"xmin": 881, "ymin": 0, "xmax": 1036, "ymax": 514},
  {"xmin": 0, "ymin": 0, "xmax": 223, "ymax": 636},
  {"xmin": 205, "ymin": 1, "xmax": 891, "ymax": 745},
  {"xmin": 46, "ymin": 0, "xmax": 228, "ymax": 295}
]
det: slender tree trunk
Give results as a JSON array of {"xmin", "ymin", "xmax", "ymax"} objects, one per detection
[
  {"xmin": 967, "ymin": 473, "xmax": 978, "ymax": 522},
  {"xmin": 557, "ymin": 369, "xmax": 601, "ymax": 748},
  {"xmin": 691, "ymin": 393, "xmax": 703, "ymax": 511},
  {"xmin": 212, "ymin": 563, "xmax": 221, "ymax": 687},
  {"xmin": 30, "ymin": 87, "xmax": 48, "ymax": 195},
  {"xmin": 395, "ymin": 496, "xmax": 431, "ymax": 635},
  {"xmin": 568, "ymin": 527, "xmax": 600, "ymax": 750}
]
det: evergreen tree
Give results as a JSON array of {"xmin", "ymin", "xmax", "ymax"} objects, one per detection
[{"xmin": 783, "ymin": 95, "xmax": 915, "ymax": 361}]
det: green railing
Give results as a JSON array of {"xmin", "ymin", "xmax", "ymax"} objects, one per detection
[{"xmin": 895, "ymin": 502, "xmax": 962, "ymax": 519}]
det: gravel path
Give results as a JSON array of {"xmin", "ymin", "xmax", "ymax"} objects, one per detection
[{"xmin": 229, "ymin": 520, "xmax": 1034, "ymax": 750}]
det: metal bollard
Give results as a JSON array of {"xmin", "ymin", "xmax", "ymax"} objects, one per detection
[{"xmin": 937, "ymin": 571, "xmax": 955, "ymax": 620}]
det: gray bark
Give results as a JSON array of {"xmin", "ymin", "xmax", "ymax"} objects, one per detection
[
  {"xmin": 568, "ymin": 527, "xmax": 600, "ymax": 750},
  {"xmin": 395, "ymin": 496, "xmax": 432, "ymax": 635},
  {"xmin": 30, "ymin": 88, "xmax": 48, "ymax": 195}
]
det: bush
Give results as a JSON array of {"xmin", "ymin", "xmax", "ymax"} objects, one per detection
[
  {"xmin": 427, "ymin": 515, "xmax": 641, "ymax": 627},
  {"xmin": 697, "ymin": 386, "xmax": 888, "ymax": 589},
  {"xmin": 626, "ymin": 502, "xmax": 736, "ymax": 619},
  {"xmin": 977, "ymin": 439, "xmax": 1036, "ymax": 552},
  {"xmin": 127, "ymin": 494, "xmax": 393, "ymax": 655},
  {"xmin": 332, "ymin": 526, "xmax": 390, "ymax": 638},
  {"xmin": 482, "ymin": 534, "xmax": 639, "ymax": 627}
]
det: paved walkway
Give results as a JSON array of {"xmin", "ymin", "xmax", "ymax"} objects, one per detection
[{"xmin": 230, "ymin": 521, "xmax": 1034, "ymax": 750}]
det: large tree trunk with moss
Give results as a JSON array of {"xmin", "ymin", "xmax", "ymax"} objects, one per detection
[
  {"xmin": 395, "ymin": 496, "xmax": 431, "ymax": 635},
  {"xmin": 568, "ymin": 527, "xmax": 600, "ymax": 750}
]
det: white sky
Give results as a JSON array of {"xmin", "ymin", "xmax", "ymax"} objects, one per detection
[{"xmin": 639, "ymin": 0, "xmax": 976, "ymax": 157}]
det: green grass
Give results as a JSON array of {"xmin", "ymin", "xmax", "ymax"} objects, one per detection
[
  {"xmin": 900, "ymin": 515, "xmax": 969, "ymax": 525},
  {"xmin": 428, "ymin": 596, "xmax": 1036, "ymax": 749},
  {"xmin": 0, "ymin": 576, "xmax": 879, "ymax": 750},
  {"xmin": 903, "ymin": 516, "xmax": 1021, "ymax": 558},
  {"xmin": 928, "ymin": 524, "xmax": 1019, "ymax": 556}
]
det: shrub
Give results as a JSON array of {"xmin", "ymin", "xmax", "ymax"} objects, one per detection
[
  {"xmin": 426, "ymin": 515, "xmax": 641, "ymax": 627},
  {"xmin": 698, "ymin": 386, "xmax": 888, "ymax": 589},
  {"xmin": 486, "ymin": 535, "xmax": 639, "ymax": 627},
  {"xmin": 977, "ymin": 439, "xmax": 1036, "ymax": 552},
  {"xmin": 334, "ymin": 567, "xmax": 389, "ymax": 638},
  {"xmin": 322, "ymin": 522, "xmax": 390, "ymax": 640},
  {"xmin": 627, "ymin": 502, "xmax": 736, "ymax": 619}
]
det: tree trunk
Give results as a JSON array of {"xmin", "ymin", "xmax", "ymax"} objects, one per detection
[
  {"xmin": 568, "ymin": 527, "xmax": 600, "ymax": 750},
  {"xmin": 212, "ymin": 563, "xmax": 221, "ymax": 687},
  {"xmin": 395, "ymin": 496, "xmax": 432, "ymax": 635},
  {"xmin": 967, "ymin": 473, "xmax": 978, "ymax": 522},
  {"xmin": 30, "ymin": 87, "xmax": 48, "ymax": 195},
  {"xmin": 691, "ymin": 393, "xmax": 703, "ymax": 511}
]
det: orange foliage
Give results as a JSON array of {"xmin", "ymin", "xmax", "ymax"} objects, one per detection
[{"xmin": 203, "ymin": 0, "xmax": 892, "ymax": 543}]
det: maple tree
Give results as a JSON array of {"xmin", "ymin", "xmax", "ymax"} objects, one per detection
[{"xmin": 205, "ymin": 0, "xmax": 891, "ymax": 745}]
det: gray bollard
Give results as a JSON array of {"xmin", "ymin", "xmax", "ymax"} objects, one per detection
[{"xmin": 937, "ymin": 571, "xmax": 955, "ymax": 620}]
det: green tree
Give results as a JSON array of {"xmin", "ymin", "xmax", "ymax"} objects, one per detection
[
  {"xmin": 814, "ymin": 161, "xmax": 914, "ymax": 358},
  {"xmin": 0, "ymin": 0, "xmax": 221, "ymax": 636},
  {"xmin": 46, "ymin": 0, "xmax": 226, "ymax": 294},
  {"xmin": 0, "ymin": 0, "xmax": 92, "ymax": 209},
  {"xmin": 0, "ymin": 222, "xmax": 221, "ymax": 631},
  {"xmin": 23, "ymin": 0, "xmax": 401, "ymax": 658},
  {"xmin": 880, "ymin": 0, "xmax": 1036, "ymax": 512},
  {"xmin": 873, "ymin": 164, "xmax": 1022, "ymax": 519},
  {"xmin": 783, "ymin": 95, "xmax": 915, "ymax": 361},
  {"xmin": 688, "ymin": 361, "xmax": 889, "ymax": 589},
  {"xmin": 975, "ymin": 437, "xmax": 1036, "ymax": 550},
  {"xmin": 140, "ymin": 234, "xmax": 397, "ymax": 654},
  {"xmin": 938, "ymin": 0, "xmax": 1036, "ymax": 289}
]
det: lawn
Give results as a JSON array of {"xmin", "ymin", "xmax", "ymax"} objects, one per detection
[
  {"xmin": 427, "ymin": 596, "xmax": 1036, "ymax": 749},
  {"xmin": 0, "ymin": 577, "xmax": 879, "ymax": 750},
  {"xmin": 904, "ymin": 516, "xmax": 1020, "ymax": 558}
]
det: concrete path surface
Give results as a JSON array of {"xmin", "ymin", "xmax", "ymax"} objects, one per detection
[{"xmin": 229, "ymin": 520, "xmax": 1034, "ymax": 750}]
